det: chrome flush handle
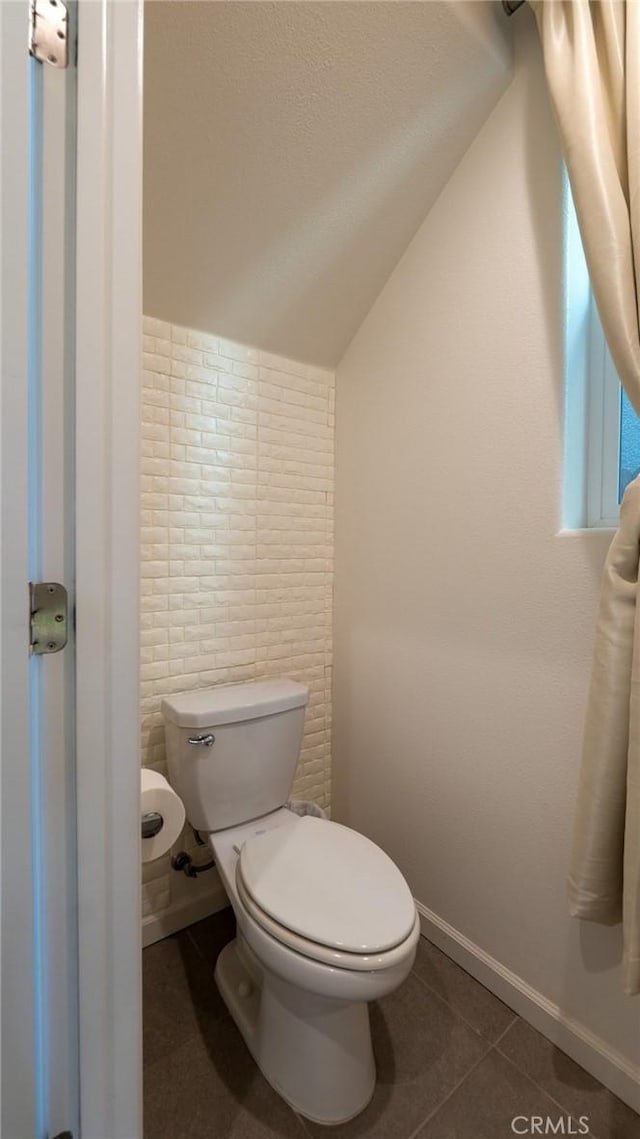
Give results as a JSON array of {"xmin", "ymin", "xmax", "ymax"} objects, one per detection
[{"xmin": 187, "ymin": 733, "xmax": 215, "ymax": 747}]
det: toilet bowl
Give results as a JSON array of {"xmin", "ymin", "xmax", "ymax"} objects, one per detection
[
  {"xmin": 210, "ymin": 808, "xmax": 419, "ymax": 1124},
  {"xmin": 162, "ymin": 680, "xmax": 419, "ymax": 1125}
]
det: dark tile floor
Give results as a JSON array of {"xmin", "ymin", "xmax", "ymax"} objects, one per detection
[{"xmin": 143, "ymin": 909, "xmax": 638, "ymax": 1139}]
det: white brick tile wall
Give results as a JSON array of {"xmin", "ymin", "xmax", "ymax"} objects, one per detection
[{"xmin": 141, "ymin": 317, "xmax": 334, "ymax": 918}]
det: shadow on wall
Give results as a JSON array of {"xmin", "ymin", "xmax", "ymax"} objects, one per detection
[
  {"xmin": 214, "ymin": 61, "xmax": 512, "ymax": 371},
  {"xmin": 521, "ymin": 8, "xmax": 564, "ymax": 430},
  {"xmin": 562, "ymin": 917, "xmax": 626, "ymax": 1025},
  {"xmin": 143, "ymin": 1, "xmax": 513, "ymax": 367}
]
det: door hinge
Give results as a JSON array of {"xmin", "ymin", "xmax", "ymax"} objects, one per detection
[
  {"xmin": 29, "ymin": 582, "xmax": 68, "ymax": 655},
  {"xmin": 28, "ymin": 0, "xmax": 69, "ymax": 69}
]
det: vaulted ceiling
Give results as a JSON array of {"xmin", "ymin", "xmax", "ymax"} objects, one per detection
[{"xmin": 144, "ymin": 1, "xmax": 512, "ymax": 367}]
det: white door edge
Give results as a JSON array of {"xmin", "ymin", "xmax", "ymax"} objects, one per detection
[
  {"xmin": 0, "ymin": 5, "xmax": 37, "ymax": 1135},
  {"xmin": 75, "ymin": 2, "xmax": 142, "ymax": 1136}
]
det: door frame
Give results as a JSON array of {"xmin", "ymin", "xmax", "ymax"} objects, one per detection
[{"xmin": 75, "ymin": 2, "xmax": 142, "ymax": 1135}]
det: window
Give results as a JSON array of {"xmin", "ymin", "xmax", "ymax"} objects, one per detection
[
  {"xmin": 619, "ymin": 389, "xmax": 640, "ymax": 501},
  {"xmin": 564, "ymin": 176, "xmax": 640, "ymax": 529},
  {"xmin": 586, "ymin": 300, "xmax": 640, "ymax": 527}
]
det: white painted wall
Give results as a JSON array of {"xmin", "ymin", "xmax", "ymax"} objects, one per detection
[{"xmin": 333, "ymin": 14, "xmax": 640, "ymax": 1101}]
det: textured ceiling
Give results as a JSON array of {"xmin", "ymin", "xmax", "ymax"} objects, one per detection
[{"xmin": 144, "ymin": 2, "xmax": 512, "ymax": 367}]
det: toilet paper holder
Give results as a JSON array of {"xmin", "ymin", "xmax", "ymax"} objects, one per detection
[{"xmin": 141, "ymin": 810, "xmax": 164, "ymax": 840}]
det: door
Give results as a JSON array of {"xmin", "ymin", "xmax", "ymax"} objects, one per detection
[
  {"xmin": 1, "ymin": 3, "xmax": 79, "ymax": 1136},
  {"xmin": 2, "ymin": 3, "xmax": 143, "ymax": 1136}
]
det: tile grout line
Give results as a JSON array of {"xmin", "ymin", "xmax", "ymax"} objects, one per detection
[
  {"xmin": 406, "ymin": 1014, "xmax": 603, "ymax": 1139},
  {"xmin": 400, "ymin": 999, "xmax": 594, "ymax": 1139},
  {"xmin": 403, "ymin": 1029, "xmax": 573, "ymax": 1139},
  {"xmin": 409, "ymin": 947, "xmax": 622, "ymax": 1137},
  {"xmin": 409, "ymin": 959, "xmax": 518, "ymax": 1047},
  {"xmin": 403, "ymin": 1045, "xmax": 494, "ymax": 1139},
  {"xmin": 491, "ymin": 1013, "xmax": 520, "ymax": 1048},
  {"xmin": 492, "ymin": 1047, "xmax": 604, "ymax": 1139}
]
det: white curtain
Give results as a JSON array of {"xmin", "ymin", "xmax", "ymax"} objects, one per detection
[
  {"xmin": 531, "ymin": 0, "xmax": 640, "ymax": 993},
  {"xmin": 531, "ymin": 0, "xmax": 640, "ymax": 413},
  {"xmin": 567, "ymin": 476, "xmax": 640, "ymax": 995}
]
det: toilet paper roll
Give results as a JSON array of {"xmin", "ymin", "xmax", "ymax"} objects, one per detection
[{"xmin": 140, "ymin": 768, "xmax": 186, "ymax": 863}]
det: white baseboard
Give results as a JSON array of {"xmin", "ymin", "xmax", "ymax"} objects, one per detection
[
  {"xmin": 415, "ymin": 900, "xmax": 640, "ymax": 1115},
  {"xmin": 142, "ymin": 878, "xmax": 229, "ymax": 948}
]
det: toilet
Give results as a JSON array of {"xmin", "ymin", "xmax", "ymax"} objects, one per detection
[{"xmin": 162, "ymin": 679, "xmax": 419, "ymax": 1125}]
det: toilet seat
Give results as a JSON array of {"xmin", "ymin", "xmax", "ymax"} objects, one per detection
[
  {"xmin": 236, "ymin": 815, "xmax": 417, "ymax": 964},
  {"xmin": 236, "ymin": 865, "xmax": 420, "ymax": 971}
]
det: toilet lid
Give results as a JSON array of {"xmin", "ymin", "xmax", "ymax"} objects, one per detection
[{"xmin": 237, "ymin": 816, "xmax": 416, "ymax": 954}]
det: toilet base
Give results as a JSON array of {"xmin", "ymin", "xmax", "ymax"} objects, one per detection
[{"xmin": 215, "ymin": 936, "xmax": 376, "ymax": 1125}]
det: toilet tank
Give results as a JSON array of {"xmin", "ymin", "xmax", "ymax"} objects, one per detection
[{"xmin": 161, "ymin": 679, "xmax": 308, "ymax": 832}]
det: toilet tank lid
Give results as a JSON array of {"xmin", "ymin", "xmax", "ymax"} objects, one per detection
[{"xmin": 161, "ymin": 679, "xmax": 308, "ymax": 728}]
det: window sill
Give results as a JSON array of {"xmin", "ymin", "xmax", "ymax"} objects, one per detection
[{"xmin": 556, "ymin": 526, "xmax": 616, "ymax": 538}]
